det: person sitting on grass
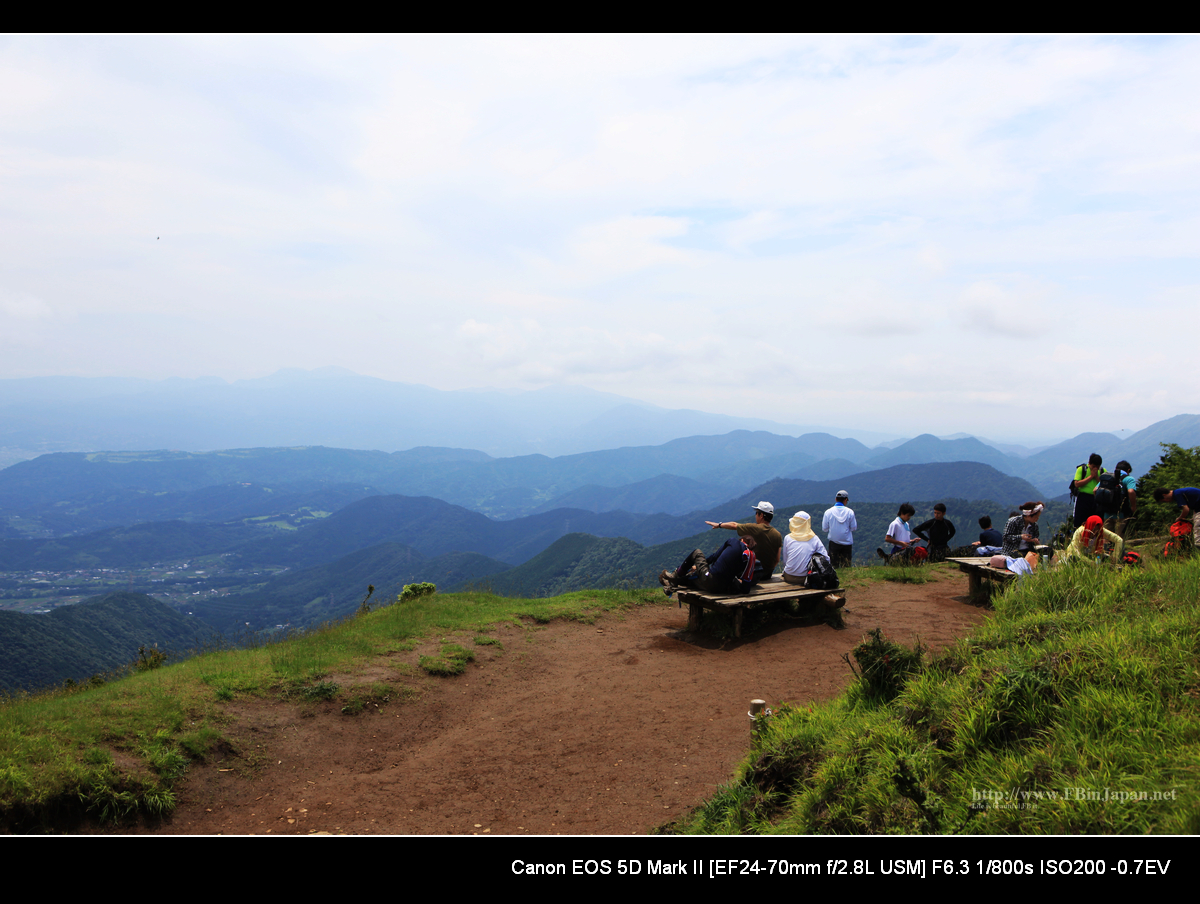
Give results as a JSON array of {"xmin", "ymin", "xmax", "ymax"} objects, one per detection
[
  {"xmin": 973, "ymin": 515, "xmax": 1004, "ymax": 555},
  {"xmin": 660, "ymin": 534, "xmax": 757, "ymax": 596},
  {"xmin": 878, "ymin": 503, "xmax": 921, "ymax": 563},
  {"xmin": 1058, "ymin": 515, "xmax": 1124, "ymax": 564}
]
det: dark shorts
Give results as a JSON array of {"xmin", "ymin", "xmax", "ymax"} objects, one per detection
[{"xmin": 1073, "ymin": 493, "xmax": 1097, "ymax": 528}]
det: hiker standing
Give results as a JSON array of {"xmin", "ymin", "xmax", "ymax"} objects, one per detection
[
  {"xmin": 1071, "ymin": 453, "xmax": 1107, "ymax": 528},
  {"xmin": 822, "ymin": 490, "xmax": 857, "ymax": 568},
  {"xmin": 1097, "ymin": 459, "xmax": 1138, "ymax": 539}
]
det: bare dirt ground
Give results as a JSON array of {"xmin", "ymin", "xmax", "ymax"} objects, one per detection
[{"xmin": 135, "ymin": 570, "xmax": 987, "ymax": 835}]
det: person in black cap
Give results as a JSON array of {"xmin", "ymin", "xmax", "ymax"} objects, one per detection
[{"xmin": 913, "ymin": 503, "xmax": 956, "ymax": 563}]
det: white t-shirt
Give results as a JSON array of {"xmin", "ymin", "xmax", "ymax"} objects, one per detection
[
  {"xmin": 886, "ymin": 517, "xmax": 913, "ymax": 554},
  {"xmin": 782, "ymin": 535, "xmax": 830, "ymax": 577}
]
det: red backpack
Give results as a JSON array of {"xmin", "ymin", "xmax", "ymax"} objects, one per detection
[{"xmin": 1164, "ymin": 520, "xmax": 1193, "ymax": 558}]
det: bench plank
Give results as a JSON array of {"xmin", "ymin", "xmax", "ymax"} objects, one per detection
[
  {"xmin": 945, "ymin": 555, "xmax": 1015, "ymax": 601},
  {"xmin": 674, "ymin": 576, "xmax": 845, "ymax": 637}
]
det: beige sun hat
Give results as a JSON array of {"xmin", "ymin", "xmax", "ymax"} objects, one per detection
[{"xmin": 788, "ymin": 511, "xmax": 815, "ymax": 541}]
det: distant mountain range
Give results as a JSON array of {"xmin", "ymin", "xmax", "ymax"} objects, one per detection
[
  {"xmin": 5, "ymin": 414, "xmax": 1197, "ymax": 538},
  {"xmin": 2, "ymin": 407, "xmax": 1197, "ymax": 639},
  {"xmin": 0, "ymin": 462, "xmax": 1044, "ymax": 572},
  {"xmin": 0, "ymin": 460, "xmax": 1066, "ymax": 633}
]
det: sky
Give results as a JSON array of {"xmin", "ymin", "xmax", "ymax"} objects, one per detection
[{"xmin": 1, "ymin": 34, "xmax": 1197, "ymax": 445}]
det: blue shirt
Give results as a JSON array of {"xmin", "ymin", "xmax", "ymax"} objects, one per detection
[{"xmin": 1172, "ymin": 488, "xmax": 1200, "ymax": 511}]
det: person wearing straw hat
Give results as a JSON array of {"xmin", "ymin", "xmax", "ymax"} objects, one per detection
[{"xmin": 781, "ymin": 510, "xmax": 830, "ymax": 586}]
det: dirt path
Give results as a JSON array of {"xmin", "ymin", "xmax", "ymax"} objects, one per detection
[{"xmin": 141, "ymin": 571, "xmax": 986, "ymax": 835}]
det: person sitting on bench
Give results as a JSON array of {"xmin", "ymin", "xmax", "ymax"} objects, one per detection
[
  {"xmin": 781, "ymin": 511, "xmax": 830, "ymax": 585},
  {"xmin": 660, "ymin": 534, "xmax": 757, "ymax": 596}
]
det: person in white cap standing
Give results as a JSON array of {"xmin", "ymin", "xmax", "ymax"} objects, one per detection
[
  {"xmin": 706, "ymin": 501, "xmax": 782, "ymax": 583},
  {"xmin": 822, "ymin": 490, "xmax": 857, "ymax": 569}
]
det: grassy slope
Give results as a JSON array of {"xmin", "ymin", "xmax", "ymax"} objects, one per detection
[
  {"xmin": 0, "ymin": 585, "xmax": 661, "ymax": 832},
  {"xmin": 668, "ymin": 556, "xmax": 1200, "ymax": 835}
]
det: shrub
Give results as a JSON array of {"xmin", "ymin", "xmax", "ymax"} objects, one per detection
[
  {"xmin": 134, "ymin": 645, "xmax": 167, "ymax": 673},
  {"xmin": 398, "ymin": 582, "xmax": 437, "ymax": 603},
  {"xmin": 845, "ymin": 628, "xmax": 925, "ymax": 704}
]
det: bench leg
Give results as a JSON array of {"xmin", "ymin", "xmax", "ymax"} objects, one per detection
[
  {"xmin": 734, "ymin": 607, "xmax": 744, "ymax": 638},
  {"xmin": 688, "ymin": 601, "xmax": 701, "ymax": 632}
]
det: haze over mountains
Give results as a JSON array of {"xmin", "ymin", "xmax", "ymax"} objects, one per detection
[
  {"xmin": 0, "ymin": 369, "xmax": 897, "ymax": 467},
  {"xmin": 4, "ymin": 370, "xmax": 1196, "ymax": 499}
]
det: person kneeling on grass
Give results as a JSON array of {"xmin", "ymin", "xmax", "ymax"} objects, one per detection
[
  {"xmin": 660, "ymin": 534, "xmax": 757, "ymax": 596},
  {"xmin": 1059, "ymin": 515, "xmax": 1125, "ymax": 564}
]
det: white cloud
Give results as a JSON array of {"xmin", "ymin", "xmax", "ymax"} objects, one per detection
[
  {"xmin": 2, "ymin": 34, "xmax": 1199, "ymax": 439},
  {"xmin": 0, "ymin": 291, "xmax": 54, "ymax": 321}
]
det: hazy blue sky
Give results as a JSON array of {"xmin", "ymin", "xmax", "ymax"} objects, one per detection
[{"xmin": 2, "ymin": 35, "xmax": 1196, "ymax": 444}]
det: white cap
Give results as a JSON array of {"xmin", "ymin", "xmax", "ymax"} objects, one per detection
[{"xmin": 753, "ymin": 501, "xmax": 774, "ymax": 515}]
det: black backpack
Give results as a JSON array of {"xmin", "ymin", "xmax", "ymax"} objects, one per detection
[
  {"xmin": 806, "ymin": 554, "xmax": 839, "ymax": 590},
  {"xmin": 1093, "ymin": 469, "xmax": 1126, "ymax": 514},
  {"xmin": 1068, "ymin": 463, "xmax": 1086, "ymax": 497}
]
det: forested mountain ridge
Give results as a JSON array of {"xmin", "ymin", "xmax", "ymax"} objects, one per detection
[{"xmin": 0, "ymin": 592, "xmax": 214, "ymax": 691}]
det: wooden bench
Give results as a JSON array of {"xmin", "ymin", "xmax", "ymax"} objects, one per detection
[
  {"xmin": 674, "ymin": 576, "xmax": 846, "ymax": 638},
  {"xmin": 946, "ymin": 556, "xmax": 1017, "ymax": 601}
]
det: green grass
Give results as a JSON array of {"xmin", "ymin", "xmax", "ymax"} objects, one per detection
[
  {"xmin": 0, "ymin": 585, "xmax": 661, "ymax": 832},
  {"xmin": 665, "ymin": 556, "xmax": 1200, "ymax": 835},
  {"xmin": 419, "ymin": 643, "xmax": 475, "ymax": 676},
  {"xmin": 839, "ymin": 562, "xmax": 945, "ymax": 588}
]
